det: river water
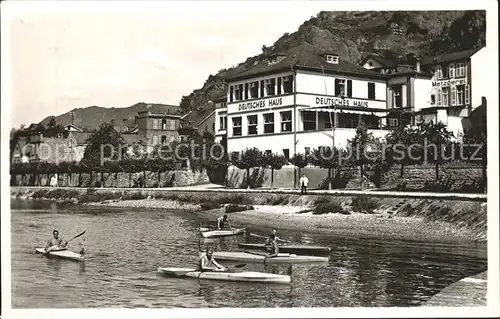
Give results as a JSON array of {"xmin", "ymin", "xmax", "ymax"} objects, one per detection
[{"xmin": 10, "ymin": 199, "xmax": 487, "ymax": 308}]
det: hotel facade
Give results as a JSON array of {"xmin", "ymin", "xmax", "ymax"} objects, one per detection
[
  {"xmin": 215, "ymin": 43, "xmax": 390, "ymax": 157},
  {"xmin": 215, "ymin": 45, "xmax": 488, "ymax": 156}
]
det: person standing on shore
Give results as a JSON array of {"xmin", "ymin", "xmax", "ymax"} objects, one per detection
[{"xmin": 299, "ymin": 173, "xmax": 309, "ymax": 195}]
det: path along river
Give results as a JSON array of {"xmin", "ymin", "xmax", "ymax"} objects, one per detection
[{"xmin": 10, "ymin": 199, "xmax": 486, "ymax": 308}]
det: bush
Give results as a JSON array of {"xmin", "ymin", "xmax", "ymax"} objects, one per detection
[
  {"xmin": 422, "ymin": 176, "xmax": 456, "ymax": 192},
  {"xmin": 351, "ymin": 196, "xmax": 379, "ymax": 213},
  {"xmin": 121, "ymin": 192, "xmax": 146, "ymax": 201},
  {"xmin": 225, "ymin": 204, "xmax": 254, "ymax": 214},
  {"xmin": 313, "ymin": 202, "xmax": 346, "ymax": 215},
  {"xmin": 200, "ymin": 202, "xmax": 223, "ymax": 211}
]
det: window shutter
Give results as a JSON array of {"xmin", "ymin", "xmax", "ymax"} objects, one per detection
[
  {"xmin": 387, "ymin": 87, "xmax": 393, "ymax": 109},
  {"xmin": 437, "ymin": 88, "xmax": 442, "ymax": 106},
  {"xmin": 464, "ymin": 62, "xmax": 468, "ymax": 80},
  {"xmin": 230, "ymin": 86, "xmax": 234, "ymax": 102},
  {"xmin": 347, "ymin": 80, "xmax": 352, "ymax": 97},
  {"xmin": 402, "ymin": 85, "xmax": 407, "ymax": 107},
  {"xmin": 451, "ymin": 87, "xmax": 456, "ymax": 106},
  {"xmin": 260, "ymin": 80, "xmax": 265, "ymax": 97},
  {"xmin": 277, "ymin": 77, "xmax": 282, "ymax": 95},
  {"xmin": 244, "ymin": 83, "xmax": 248, "ymax": 100},
  {"xmin": 334, "ymin": 79, "xmax": 339, "ymax": 95},
  {"xmin": 449, "ymin": 64, "xmax": 455, "ymax": 78},
  {"xmin": 465, "ymin": 84, "xmax": 470, "ymax": 104}
]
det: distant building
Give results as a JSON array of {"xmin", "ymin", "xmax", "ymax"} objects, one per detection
[
  {"xmin": 136, "ymin": 108, "xmax": 182, "ymax": 151},
  {"xmin": 65, "ymin": 131, "xmax": 93, "ymax": 162},
  {"xmin": 11, "ymin": 123, "xmax": 68, "ymax": 163},
  {"xmin": 180, "ymin": 103, "xmax": 217, "ymax": 139},
  {"xmin": 220, "ymin": 43, "xmax": 389, "ymax": 156}
]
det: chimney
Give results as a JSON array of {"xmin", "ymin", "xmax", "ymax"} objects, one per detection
[{"xmin": 416, "ymin": 57, "xmax": 421, "ymax": 73}]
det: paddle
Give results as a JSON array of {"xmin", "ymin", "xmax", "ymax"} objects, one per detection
[{"xmin": 249, "ymin": 232, "xmax": 291, "ymax": 244}]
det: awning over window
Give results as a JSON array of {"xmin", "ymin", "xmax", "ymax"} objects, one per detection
[{"xmin": 300, "ymin": 107, "xmax": 386, "ymax": 117}]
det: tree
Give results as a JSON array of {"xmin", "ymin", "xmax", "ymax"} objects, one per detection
[
  {"xmin": 263, "ymin": 153, "xmax": 288, "ymax": 189},
  {"xmin": 48, "ymin": 118, "xmax": 57, "ymax": 128},
  {"xmin": 310, "ymin": 146, "xmax": 343, "ymax": 190},
  {"xmin": 290, "ymin": 153, "xmax": 309, "ymax": 189},
  {"xmin": 417, "ymin": 121, "xmax": 454, "ymax": 181},
  {"xmin": 385, "ymin": 124, "xmax": 421, "ymax": 178},
  {"xmin": 230, "ymin": 147, "xmax": 264, "ymax": 189},
  {"xmin": 347, "ymin": 122, "xmax": 378, "ymax": 189},
  {"xmin": 82, "ymin": 122, "xmax": 125, "ymax": 186},
  {"xmin": 463, "ymin": 106, "xmax": 487, "ymax": 192}
]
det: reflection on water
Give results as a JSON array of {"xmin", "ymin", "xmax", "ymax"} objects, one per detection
[{"xmin": 10, "ymin": 199, "xmax": 487, "ymax": 308}]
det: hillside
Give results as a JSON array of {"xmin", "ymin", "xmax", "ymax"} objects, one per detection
[
  {"xmin": 39, "ymin": 103, "xmax": 181, "ymax": 131},
  {"xmin": 179, "ymin": 10, "xmax": 485, "ymax": 113},
  {"xmin": 37, "ymin": 10, "xmax": 485, "ymax": 129}
]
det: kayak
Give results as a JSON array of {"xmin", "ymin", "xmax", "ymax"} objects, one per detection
[
  {"xmin": 238, "ymin": 243, "xmax": 331, "ymax": 256},
  {"xmin": 35, "ymin": 247, "xmax": 85, "ymax": 262},
  {"xmin": 199, "ymin": 227, "xmax": 245, "ymax": 238},
  {"xmin": 157, "ymin": 267, "xmax": 291, "ymax": 284},
  {"xmin": 212, "ymin": 251, "xmax": 328, "ymax": 264}
]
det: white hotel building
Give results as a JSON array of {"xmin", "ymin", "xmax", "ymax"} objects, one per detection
[{"xmin": 215, "ymin": 43, "xmax": 390, "ymax": 157}]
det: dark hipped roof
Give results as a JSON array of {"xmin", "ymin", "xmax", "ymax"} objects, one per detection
[
  {"xmin": 360, "ymin": 54, "xmax": 398, "ymax": 68},
  {"xmin": 122, "ymin": 133, "xmax": 145, "ymax": 145},
  {"xmin": 229, "ymin": 42, "xmax": 388, "ymax": 81},
  {"xmin": 181, "ymin": 105, "xmax": 216, "ymax": 128},
  {"xmin": 421, "ymin": 47, "xmax": 483, "ymax": 66},
  {"xmin": 70, "ymin": 132, "xmax": 93, "ymax": 145}
]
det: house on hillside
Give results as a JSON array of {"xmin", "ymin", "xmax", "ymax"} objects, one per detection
[
  {"xmin": 65, "ymin": 131, "xmax": 93, "ymax": 162},
  {"xmin": 64, "ymin": 124, "xmax": 85, "ymax": 132},
  {"xmin": 136, "ymin": 106, "xmax": 183, "ymax": 151},
  {"xmin": 360, "ymin": 46, "xmax": 488, "ymax": 138},
  {"xmin": 221, "ymin": 42, "xmax": 389, "ymax": 156}
]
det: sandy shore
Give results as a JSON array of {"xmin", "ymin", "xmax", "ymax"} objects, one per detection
[{"xmin": 82, "ymin": 197, "xmax": 482, "ymax": 243}]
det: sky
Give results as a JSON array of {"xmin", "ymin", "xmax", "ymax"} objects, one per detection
[{"xmin": 5, "ymin": 1, "xmax": 336, "ymax": 129}]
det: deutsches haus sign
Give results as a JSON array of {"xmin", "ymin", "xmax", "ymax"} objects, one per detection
[
  {"xmin": 432, "ymin": 78, "xmax": 467, "ymax": 87},
  {"xmin": 228, "ymin": 95, "xmax": 294, "ymax": 113}
]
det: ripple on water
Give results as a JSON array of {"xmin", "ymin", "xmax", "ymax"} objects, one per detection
[{"xmin": 10, "ymin": 198, "xmax": 487, "ymax": 308}]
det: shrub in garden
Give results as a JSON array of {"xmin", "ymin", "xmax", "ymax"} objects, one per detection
[
  {"xmin": 313, "ymin": 202, "xmax": 346, "ymax": 215},
  {"xmin": 351, "ymin": 196, "xmax": 379, "ymax": 213},
  {"xmin": 225, "ymin": 204, "xmax": 254, "ymax": 213},
  {"xmin": 199, "ymin": 202, "xmax": 223, "ymax": 211}
]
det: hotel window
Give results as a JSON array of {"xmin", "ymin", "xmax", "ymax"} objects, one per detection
[
  {"xmin": 263, "ymin": 113, "xmax": 274, "ymax": 134},
  {"xmin": 247, "ymin": 115, "xmax": 258, "ymax": 135},
  {"xmin": 430, "ymin": 94, "xmax": 436, "ymax": 105},
  {"xmin": 265, "ymin": 79, "xmax": 276, "ymax": 96},
  {"xmin": 349, "ymin": 119, "xmax": 359, "ymax": 128},
  {"xmin": 465, "ymin": 84, "xmax": 470, "ymax": 104},
  {"xmin": 442, "ymin": 65, "xmax": 449, "ymax": 78},
  {"xmin": 283, "ymin": 76, "xmax": 293, "ymax": 93},
  {"xmin": 260, "ymin": 80, "xmax": 265, "ymax": 97},
  {"xmin": 388, "ymin": 118, "xmax": 399, "ymax": 127},
  {"xmin": 152, "ymin": 135, "xmax": 158, "ymax": 145},
  {"xmin": 219, "ymin": 116, "xmax": 227, "ymax": 130},
  {"xmin": 368, "ymin": 82, "xmax": 376, "ymax": 99},
  {"xmin": 280, "ymin": 111, "xmax": 292, "ymax": 132},
  {"xmin": 249, "ymin": 82, "xmax": 259, "ymax": 99},
  {"xmin": 229, "ymin": 86, "xmax": 234, "ymax": 102},
  {"xmin": 303, "ymin": 111, "xmax": 316, "ymax": 131},
  {"xmin": 234, "ymin": 84, "xmax": 243, "ymax": 101},
  {"xmin": 451, "ymin": 87, "xmax": 457, "ymax": 106},
  {"xmin": 393, "ymin": 85, "xmax": 402, "ymax": 108},
  {"xmin": 456, "ymin": 85, "xmax": 465, "ymax": 105},
  {"xmin": 435, "ymin": 66, "xmax": 443, "ymax": 79},
  {"xmin": 277, "ymin": 78, "xmax": 282, "ymax": 95},
  {"xmin": 232, "ymin": 117, "xmax": 242, "ymax": 136},
  {"xmin": 437, "ymin": 88, "xmax": 442, "ymax": 106},
  {"xmin": 161, "ymin": 135, "xmax": 167, "ymax": 144},
  {"xmin": 442, "ymin": 87, "xmax": 449, "ymax": 107},
  {"xmin": 282, "ymin": 149, "xmax": 290, "ymax": 159},
  {"xmin": 244, "ymin": 83, "xmax": 249, "ymax": 100},
  {"xmin": 449, "ymin": 64, "xmax": 455, "ymax": 78},
  {"xmin": 456, "ymin": 63, "xmax": 465, "ymax": 77},
  {"xmin": 162, "ymin": 119, "xmax": 166, "ymax": 130},
  {"xmin": 335, "ymin": 79, "xmax": 346, "ymax": 96}
]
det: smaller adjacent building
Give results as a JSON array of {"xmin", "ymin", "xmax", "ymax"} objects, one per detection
[
  {"xmin": 360, "ymin": 46, "xmax": 488, "ymax": 138},
  {"xmin": 136, "ymin": 109, "xmax": 182, "ymax": 150},
  {"xmin": 179, "ymin": 104, "xmax": 216, "ymax": 139}
]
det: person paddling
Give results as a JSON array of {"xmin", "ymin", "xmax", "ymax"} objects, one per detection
[
  {"xmin": 265, "ymin": 228, "xmax": 289, "ymax": 257},
  {"xmin": 216, "ymin": 214, "xmax": 230, "ymax": 230},
  {"xmin": 199, "ymin": 247, "xmax": 227, "ymax": 272},
  {"xmin": 45, "ymin": 230, "xmax": 67, "ymax": 253}
]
